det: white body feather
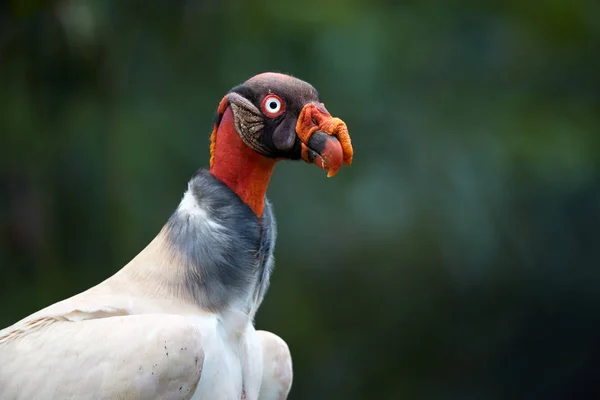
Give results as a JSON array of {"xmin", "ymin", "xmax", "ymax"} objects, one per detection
[{"xmin": 0, "ymin": 189, "xmax": 292, "ymax": 400}]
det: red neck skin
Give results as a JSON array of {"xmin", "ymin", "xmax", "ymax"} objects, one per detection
[{"xmin": 210, "ymin": 107, "xmax": 276, "ymax": 217}]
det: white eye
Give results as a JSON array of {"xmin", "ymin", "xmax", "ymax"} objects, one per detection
[
  {"xmin": 262, "ymin": 95, "xmax": 285, "ymax": 117},
  {"xmin": 267, "ymin": 98, "xmax": 281, "ymax": 112}
]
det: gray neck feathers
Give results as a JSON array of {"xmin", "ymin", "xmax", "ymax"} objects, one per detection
[{"xmin": 163, "ymin": 169, "xmax": 276, "ymax": 314}]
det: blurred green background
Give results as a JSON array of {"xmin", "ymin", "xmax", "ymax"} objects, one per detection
[{"xmin": 1, "ymin": 0, "xmax": 599, "ymax": 399}]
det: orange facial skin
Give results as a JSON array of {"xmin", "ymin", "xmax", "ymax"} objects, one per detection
[
  {"xmin": 296, "ymin": 102, "xmax": 353, "ymax": 176},
  {"xmin": 210, "ymin": 107, "xmax": 276, "ymax": 217},
  {"xmin": 209, "ymin": 87, "xmax": 354, "ymax": 216}
]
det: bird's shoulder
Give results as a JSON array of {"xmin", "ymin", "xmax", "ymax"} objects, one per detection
[
  {"xmin": 256, "ymin": 330, "xmax": 293, "ymax": 399},
  {"xmin": 0, "ymin": 309, "xmax": 210, "ymax": 400}
]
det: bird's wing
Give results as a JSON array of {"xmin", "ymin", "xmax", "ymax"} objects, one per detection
[
  {"xmin": 256, "ymin": 330, "xmax": 293, "ymax": 400},
  {"xmin": 0, "ymin": 312, "xmax": 205, "ymax": 400}
]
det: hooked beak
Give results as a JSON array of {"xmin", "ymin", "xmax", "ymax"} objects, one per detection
[
  {"xmin": 303, "ymin": 132, "xmax": 344, "ymax": 177},
  {"xmin": 296, "ymin": 103, "xmax": 354, "ymax": 177}
]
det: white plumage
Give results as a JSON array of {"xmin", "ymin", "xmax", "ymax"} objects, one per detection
[{"xmin": 0, "ymin": 194, "xmax": 292, "ymax": 400}]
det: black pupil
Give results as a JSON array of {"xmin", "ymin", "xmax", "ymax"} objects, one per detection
[{"xmin": 269, "ymin": 101, "xmax": 278, "ymax": 110}]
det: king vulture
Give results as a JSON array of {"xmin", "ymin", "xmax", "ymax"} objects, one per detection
[{"xmin": 0, "ymin": 72, "xmax": 353, "ymax": 400}]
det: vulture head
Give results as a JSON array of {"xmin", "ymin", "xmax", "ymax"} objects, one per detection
[{"xmin": 208, "ymin": 72, "xmax": 353, "ymax": 216}]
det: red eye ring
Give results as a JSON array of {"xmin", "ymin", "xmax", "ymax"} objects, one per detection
[{"xmin": 261, "ymin": 94, "xmax": 285, "ymax": 117}]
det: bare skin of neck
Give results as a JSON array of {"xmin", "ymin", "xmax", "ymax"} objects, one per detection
[{"xmin": 209, "ymin": 107, "xmax": 276, "ymax": 217}]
